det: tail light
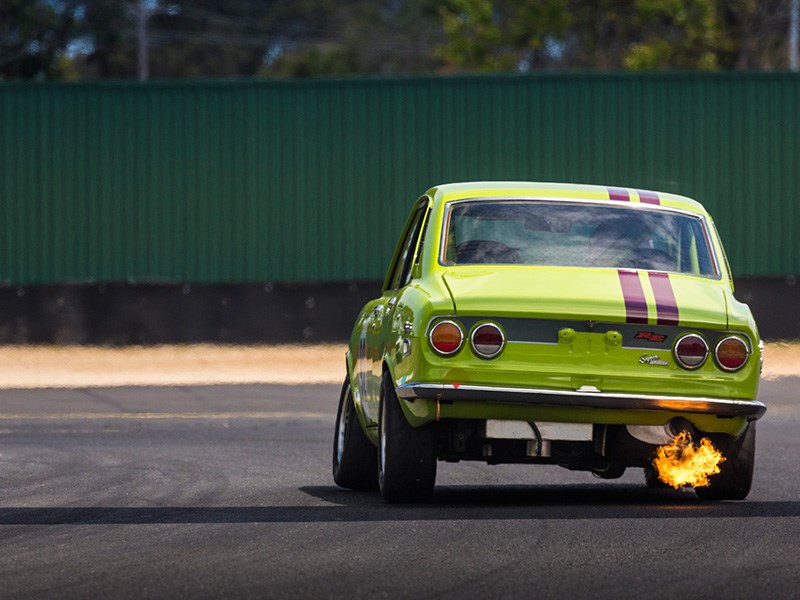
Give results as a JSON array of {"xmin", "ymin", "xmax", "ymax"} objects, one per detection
[
  {"xmin": 674, "ymin": 334, "xmax": 708, "ymax": 369},
  {"xmin": 429, "ymin": 321, "xmax": 463, "ymax": 355},
  {"xmin": 470, "ymin": 323, "xmax": 505, "ymax": 358},
  {"xmin": 715, "ymin": 336, "xmax": 749, "ymax": 371}
]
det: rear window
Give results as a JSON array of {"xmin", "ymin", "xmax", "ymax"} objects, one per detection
[{"xmin": 441, "ymin": 200, "xmax": 717, "ymax": 277}]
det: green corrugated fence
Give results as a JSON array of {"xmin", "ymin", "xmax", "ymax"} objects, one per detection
[{"xmin": 1, "ymin": 72, "xmax": 798, "ymax": 285}]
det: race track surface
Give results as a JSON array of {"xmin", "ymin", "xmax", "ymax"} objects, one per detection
[{"xmin": 1, "ymin": 380, "xmax": 799, "ymax": 599}]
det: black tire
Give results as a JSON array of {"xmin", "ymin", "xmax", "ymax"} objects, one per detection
[
  {"xmin": 695, "ymin": 423, "xmax": 756, "ymax": 501},
  {"xmin": 332, "ymin": 377, "xmax": 378, "ymax": 491},
  {"xmin": 378, "ymin": 370, "xmax": 436, "ymax": 503}
]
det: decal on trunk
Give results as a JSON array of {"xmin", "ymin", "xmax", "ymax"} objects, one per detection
[
  {"xmin": 648, "ymin": 272, "xmax": 680, "ymax": 326},
  {"xmin": 617, "ymin": 270, "xmax": 649, "ymax": 323},
  {"xmin": 618, "ymin": 270, "xmax": 680, "ymax": 326}
]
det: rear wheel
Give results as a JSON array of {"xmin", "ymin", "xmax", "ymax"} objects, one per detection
[
  {"xmin": 378, "ymin": 371, "xmax": 436, "ymax": 503},
  {"xmin": 695, "ymin": 423, "xmax": 756, "ymax": 501},
  {"xmin": 332, "ymin": 377, "xmax": 378, "ymax": 490}
]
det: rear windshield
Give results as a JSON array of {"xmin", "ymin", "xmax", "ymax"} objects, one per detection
[{"xmin": 441, "ymin": 200, "xmax": 717, "ymax": 277}]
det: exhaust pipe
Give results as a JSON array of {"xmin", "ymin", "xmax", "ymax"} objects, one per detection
[
  {"xmin": 667, "ymin": 417, "xmax": 696, "ymax": 439},
  {"xmin": 626, "ymin": 417, "xmax": 697, "ymax": 446}
]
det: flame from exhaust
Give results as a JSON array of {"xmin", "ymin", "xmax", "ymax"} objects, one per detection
[{"xmin": 652, "ymin": 431, "xmax": 725, "ymax": 489}]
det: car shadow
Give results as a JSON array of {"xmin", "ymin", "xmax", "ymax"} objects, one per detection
[{"xmin": 1, "ymin": 484, "xmax": 797, "ymax": 525}]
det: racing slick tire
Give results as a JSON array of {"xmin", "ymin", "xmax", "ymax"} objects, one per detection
[
  {"xmin": 333, "ymin": 377, "xmax": 378, "ymax": 491},
  {"xmin": 378, "ymin": 370, "xmax": 436, "ymax": 503},
  {"xmin": 695, "ymin": 422, "xmax": 756, "ymax": 501}
]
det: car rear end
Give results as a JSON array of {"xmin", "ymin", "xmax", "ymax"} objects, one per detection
[{"xmin": 394, "ymin": 189, "xmax": 764, "ymax": 475}]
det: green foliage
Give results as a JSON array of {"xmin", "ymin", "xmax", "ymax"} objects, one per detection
[
  {"xmin": 267, "ymin": 0, "xmax": 445, "ymax": 77},
  {"xmin": 435, "ymin": 0, "xmax": 568, "ymax": 71},
  {"xmin": 435, "ymin": 0, "xmax": 783, "ymax": 72},
  {"xmin": 437, "ymin": 0, "xmax": 513, "ymax": 71},
  {"xmin": 1, "ymin": 0, "xmax": 796, "ymax": 79},
  {"xmin": 76, "ymin": 0, "xmax": 310, "ymax": 79},
  {"xmin": 59, "ymin": 0, "xmax": 444, "ymax": 79},
  {"xmin": 564, "ymin": 0, "xmax": 640, "ymax": 68},
  {"xmin": 623, "ymin": 0, "xmax": 730, "ymax": 69},
  {"xmin": 0, "ymin": 0, "xmax": 80, "ymax": 80},
  {"xmin": 77, "ymin": 0, "xmax": 136, "ymax": 78}
]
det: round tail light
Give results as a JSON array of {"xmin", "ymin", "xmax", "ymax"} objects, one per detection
[
  {"xmin": 429, "ymin": 321, "xmax": 463, "ymax": 355},
  {"xmin": 674, "ymin": 334, "xmax": 708, "ymax": 369},
  {"xmin": 470, "ymin": 323, "xmax": 505, "ymax": 358},
  {"xmin": 715, "ymin": 336, "xmax": 749, "ymax": 371}
]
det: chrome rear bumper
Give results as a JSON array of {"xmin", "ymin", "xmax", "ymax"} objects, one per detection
[{"xmin": 395, "ymin": 383, "xmax": 766, "ymax": 420}]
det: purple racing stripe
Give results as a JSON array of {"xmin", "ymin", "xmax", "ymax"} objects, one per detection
[
  {"xmin": 638, "ymin": 189, "xmax": 660, "ymax": 205},
  {"xmin": 608, "ymin": 187, "xmax": 630, "ymax": 201},
  {"xmin": 648, "ymin": 272, "xmax": 679, "ymax": 326},
  {"xmin": 617, "ymin": 270, "xmax": 648, "ymax": 324}
]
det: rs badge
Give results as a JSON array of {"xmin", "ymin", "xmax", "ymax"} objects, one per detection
[{"xmin": 635, "ymin": 331, "xmax": 667, "ymax": 343}]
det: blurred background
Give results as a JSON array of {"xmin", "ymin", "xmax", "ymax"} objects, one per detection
[{"xmin": 1, "ymin": 0, "xmax": 798, "ymax": 345}]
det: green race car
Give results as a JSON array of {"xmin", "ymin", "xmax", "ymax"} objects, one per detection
[{"xmin": 333, "ymin": 182, "xmax": 765, "ymax": 502}]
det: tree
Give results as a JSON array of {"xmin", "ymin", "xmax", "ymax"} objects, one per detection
[
  {"xmin": 266, "ymin": 0, "xmax": 445, "ymax": 77},
  {"xmin": 435, "ymin": 0, "xmax": 568, "ymax": 71},
  {"xmin": 76, "ymin": 0, "xmax": 137, "ymax": 78},
  {"xmin": 623, "ymin": 0, "xmax": 731, "ymax": 70},
  {"xmin": 560, "ymin": 0, "xmax": 641, "ymax": 69},
  {"xmin": 0, "ymin": 0, "xmax": 80, "ymax": 80},
  {"xmin": 723, "ymin": 0, "xmax": 792, "ymax": 69},
  {"xmin": 4, "ymin": 0, "xmax": 796, "ymax": 79},
  {"xmin": 434, "ymin": 0, "xmax": 793, "ymax": 72},
  {"xmin": 74, "ymin": 0, "xmax": 288, "ymax": 79},
  {"xmin": 67, "ymin": 0, "xmax": 445, "ymax": 79}
]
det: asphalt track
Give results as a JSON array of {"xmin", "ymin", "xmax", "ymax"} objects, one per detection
[{"xmin": 1, "ymin": 380, "xmax": 799, "ymax": 599}]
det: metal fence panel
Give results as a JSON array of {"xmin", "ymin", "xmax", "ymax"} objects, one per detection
[{"xmin": 1, "ymin": 73, "xmax": 797, "ymax": 284}]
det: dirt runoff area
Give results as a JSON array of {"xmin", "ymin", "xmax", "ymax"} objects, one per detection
[
  {"xmin": 0, "ymin": 344, "xmax": 347, "ymax": 388},
  {"xmin": 0, "ymin": 342, "xmax": 797, "ymax": 389}
]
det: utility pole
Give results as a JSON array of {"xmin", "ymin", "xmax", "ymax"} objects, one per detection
[
  {"xmin": 132, "ymin": 1, "xmax": 179, "ymax": 81},
  {"xmin": 792, "ymin": 0, "xmax": 799, "ymax": 71},
  {"xmin": 135, "ymin": 0, "xmax": 150, "ymax": 81}
]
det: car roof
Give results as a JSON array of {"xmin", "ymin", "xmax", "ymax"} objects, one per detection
[{"xmin": 425, "ymin": 181, "xmax": 708, "ymax": 215}]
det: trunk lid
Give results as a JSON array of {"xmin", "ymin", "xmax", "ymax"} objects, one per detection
[{"xmin": 442, "ymin": 266, "xmax": 727, "ymax": 329}]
